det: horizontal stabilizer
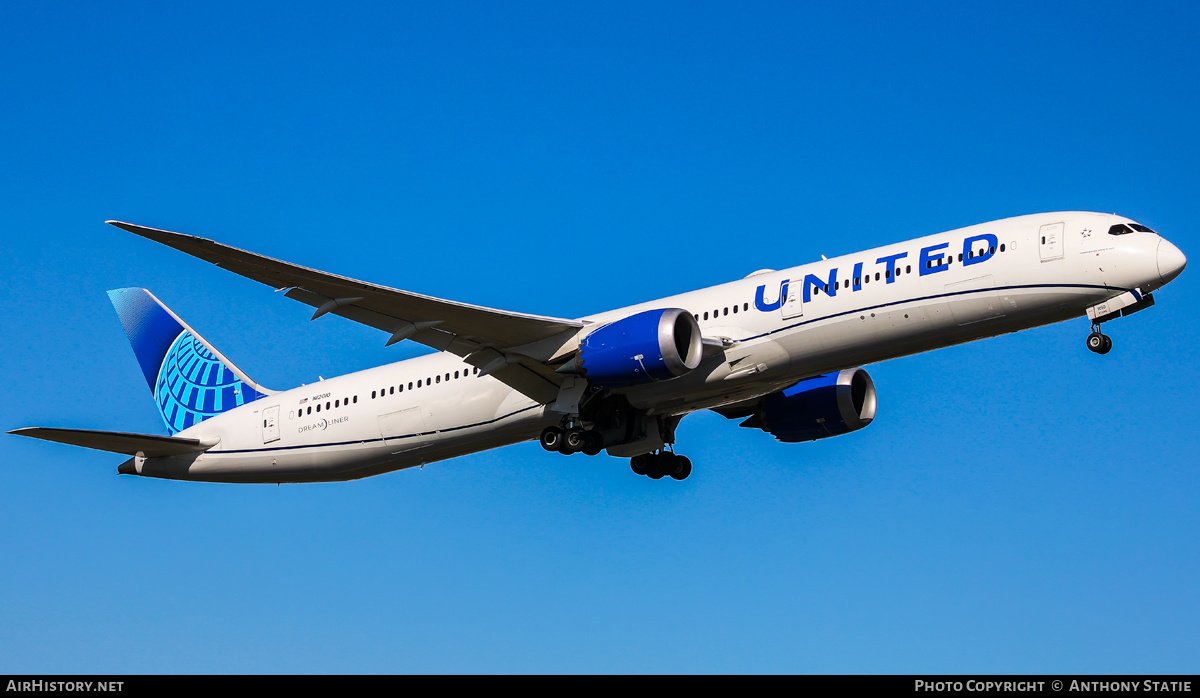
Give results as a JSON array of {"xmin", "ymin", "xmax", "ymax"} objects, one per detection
[{"xmin": 9, "ymin": 427, "xmax": 216, "ymax": 457}]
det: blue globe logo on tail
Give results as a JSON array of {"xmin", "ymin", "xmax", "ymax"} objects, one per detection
[
  {"xmin": 155, "ymin": 331, "xmax": 251, "ymax": 434},
  {"xmin": 108, "ymin": 287, "xmax": 267, "ymax": 436}
]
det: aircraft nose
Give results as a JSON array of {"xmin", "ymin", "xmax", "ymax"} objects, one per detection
[{"xmin": 1157, "ymin": 238, "xmax": 1187, "ymax": 285}]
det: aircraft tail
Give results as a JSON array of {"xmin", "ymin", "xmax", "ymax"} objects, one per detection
[{"xmin": 107, "ymin": 288, "xmax": 272, "ymax": 435}]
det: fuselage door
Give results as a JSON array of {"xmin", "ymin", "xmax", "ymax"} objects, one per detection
[
  {"xmin": 781, "ymin": 281, "xmax": 803, "ymax": 320},
  {"xmin": 1039, "ymin": 222, "xmax": 1064, "ymax": 261},
  {"xmin": 379, "ymin": 407, "xmax": 432, "ymax": 454},
  {"xmin": 262, "ymin": 405, "xmax": 280, "ymax": 443}
]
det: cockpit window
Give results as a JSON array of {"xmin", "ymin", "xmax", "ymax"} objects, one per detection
[{"xmin": 1109, "ymin": 223, "xmax": 1157, "ymax": 235}]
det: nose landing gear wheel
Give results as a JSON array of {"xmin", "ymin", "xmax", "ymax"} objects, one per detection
[{"xmin": 1086, "ymin": 330, "xmax": 1113, "ymax": 355}]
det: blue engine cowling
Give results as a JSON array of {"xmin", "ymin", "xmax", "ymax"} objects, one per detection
[
  {"xmin": 572, "ymin": 308, "xmax": 704, "ymax": 387},
  {"xmin": 746, "ymin": 367, "xmax": 877, "ymax": 442}
]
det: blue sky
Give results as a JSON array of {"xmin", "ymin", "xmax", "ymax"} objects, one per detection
[{"xmin": 2, "ymin": 1, "xmax": 1198, "ymax": 673}]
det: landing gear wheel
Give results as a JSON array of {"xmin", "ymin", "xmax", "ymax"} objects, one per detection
[
  {"xmin": 563, "ymin": 428, "xmax": 587, "ymax": 454},
  {"xmin": 1087, "ymin": 331, "xmax": 1112, "ymax": 355},
  {"xmin": 645, "ymin": 453, "xmax": 665, "ymax": 479},
  {"xmin": 630, "ymin": 454, "xmax": 648, "ymax": 475},
  {"xmin": 540, "ymin": 427, "xmax": 564, "ymax": 452},
  {"xmin": 670, "ymin": 455, "xmax": 692, "ymax": 481},
  {"xmin": 582, "ymin": 431, "xmax": 603, "ymax": 456}
]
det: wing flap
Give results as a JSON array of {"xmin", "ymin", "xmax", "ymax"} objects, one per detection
[{"xmin": 9, "ymin": 427, "xmax": 216, "ymax": 458}]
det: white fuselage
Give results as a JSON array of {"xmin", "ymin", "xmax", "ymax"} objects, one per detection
[{"xmin": 136, "ymin": 212, "xmax": 1179, "ymax": 482}]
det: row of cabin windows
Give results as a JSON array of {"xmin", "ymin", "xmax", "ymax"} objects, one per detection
[
  {"xmin": 821, "ymin": 264, "xmax": 916, "ymax": 293},
  {"xmin": 697, "ymin": 303, "xmax": 750, "ymax": 322},
  {"xmin": 925, "ymin": 244, "xmax": 1006, "ymax": 270},
  {"xmin": 371, "ymin": 367, "xmax": 481, "ymax": 399},
  {"xmin": 300, "ymin": 395, "xmax": 358, "ymax": 416}
]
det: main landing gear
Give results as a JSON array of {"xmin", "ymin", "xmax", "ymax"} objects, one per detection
[
  {"xmin": 540, "ymin": 426, "xmax": 603, "ymax": 456},
  {"xmin": 630, "ymin": 451, "xmax": 692, "ymax": 481},
  {"xmin": 1086, "ymin": 325, "xmax": 1113, "ymax": 355},
  {"xmin": 540, "ymin": 425, "xmax": 693, "ymax": 481}
]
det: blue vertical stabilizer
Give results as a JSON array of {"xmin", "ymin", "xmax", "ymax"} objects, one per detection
[{"xmin": 108, "ymin": 288, "xmax": 270, "ymax": 434}]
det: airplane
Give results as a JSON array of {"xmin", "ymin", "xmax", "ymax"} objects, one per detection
[{"xmin": 9, "ymin": 212, "xmax": 1187, "ymax": 483}]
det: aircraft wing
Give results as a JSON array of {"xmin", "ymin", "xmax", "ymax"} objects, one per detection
[
  {"xmin": 9, "ymin": 427, "xmax": 216, "ymax": 458},
  {"xmin": 107, "ymin": 221, "xmax": 583, "ymax": 404}
]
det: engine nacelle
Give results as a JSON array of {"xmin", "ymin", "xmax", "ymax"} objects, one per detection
[
  {"xmin": 573, "ymin": 309, "xmax": 703, "ymax": 387},
  {"xmin": 749, "ymin": 367, "xmax": 877, "ymax": 442}
]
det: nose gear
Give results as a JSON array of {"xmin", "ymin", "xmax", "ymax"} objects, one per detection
[{"xmin": 1086, "ymin": 325, "xmax": 1112, "ymax": 355}]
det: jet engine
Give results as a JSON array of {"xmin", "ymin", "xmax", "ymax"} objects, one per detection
[
  {"xmin": 742, "ymin": 367, "xmax": 877, "ymax": 442},
  {"xmin": 571, "ymin": 308, "xmax": 703, "ymax": 387}
]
